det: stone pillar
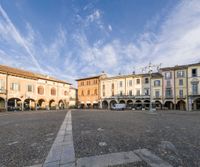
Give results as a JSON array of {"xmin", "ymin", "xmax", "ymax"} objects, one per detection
[
  {"xmin": 35, "ymin": 102, "xmax": 37, "ymax": 111},
  {"xmin": 194, "ymin": 101, "xmax": 197, "ymax": 110},
  {"xmin": 21, "ymin": 102, "xmax": 24, "ymax": 111},
  {"xmin": 29, "ymin": 100, "xmax": 31, "ymax": 110},
  {"xmin": 5, "ymin": 99, "xmax": 7, "ymax": 111},
  {"xmin": 14, "ymin": 99, "xmax": 17, "ymax": 108},
  {"xmin": 99, "ymin": 100, "xmax": 102, "ymax": 109}
]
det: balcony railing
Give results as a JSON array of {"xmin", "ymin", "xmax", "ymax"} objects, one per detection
[
  {"xmin": 176, "ymin": 95, "xmax": 186, "ymax": 99},
  {"xmin": 165, "ymin": 95, "xmax": 173, "ymax": 99},
  {"xmin": 153, "ymin": 96, "xmax": 162, "ymax": 99},
  {"xmin": 189, "ymin": 92, "xmax": 199, "ymax": 96}
]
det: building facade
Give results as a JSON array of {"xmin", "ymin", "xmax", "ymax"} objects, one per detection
[
  {"xmin": 76, "ymin": 62, "xmax": 200, "ymax": 111},
  {"xmin": 100, "ymin": 73, "xmax": 163, "ymax": 110},
  {"xmin": 187, "ymin": 63, "xmax": 200, "ymax": 110},
  {"xmin": 76, "ymin": 74, "xmax": 107, "ymax": 108},
  {"xmin": 0, "ymin": 65, "xmax": 72, "ymax": 111},
  {"xmin": 69, "ymin": 86, "xmax": 77, "ymax": 107}
]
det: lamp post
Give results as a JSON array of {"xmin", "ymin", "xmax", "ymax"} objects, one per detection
[{"xmin": 142, "ymin": 62, "xmax": 161, "ymax": 112}]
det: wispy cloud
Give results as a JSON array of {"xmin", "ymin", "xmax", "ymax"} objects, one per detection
[
  {"xmin": 0, "ymin": 5, "xmax": 42, "ymax": 72},
  {"xmin": 0, "ymin": 0, "xmax": 200, "ymax": 86}
]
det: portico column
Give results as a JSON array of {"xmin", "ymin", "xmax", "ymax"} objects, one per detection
[
  {"xmin": 5, "ymin": 99, "xmax": 7, "ymax": 111},
  {"xmin": 29, "ymin": 100, "xmax": 31, "ymax": 110},
  {"xmin": 21, "ymin": 102, "xmax": 24, "ymax": 111},
  {"xmin": 99, "ymin": 100, "xmax": 102, "ymax": 109},
  {"xmin": 14, "ymin": 99, "xmax": 17, "ymax": 108},
  {"xmin": 35, "ymin": 102, "xmax": 37, "ymax": 111}
]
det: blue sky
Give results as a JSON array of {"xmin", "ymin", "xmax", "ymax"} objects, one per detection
[{"xmin": 0, "ymin": 0, "xmax": 200, "ymax": 86}]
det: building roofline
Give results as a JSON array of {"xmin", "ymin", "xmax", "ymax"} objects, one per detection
[
  {"xmin": 0, "ymin": 64, "xmax": 71, "ymax": 85},
  {"xmin": 76, "ymin": 74, "xmax": 105, "ymax": 81},
  {"xmin": 100, "ymin": 72, "xmax": 162, "ymax": 80},
  {"xmin": 160, "ymin": 62, "xmax": 200, "ymax": 71}
]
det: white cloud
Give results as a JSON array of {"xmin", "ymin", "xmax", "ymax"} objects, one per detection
[
  {"xmin": 87, "ymin": 9, "xmax": 101, "ymax": 22},
  {"xmin": 108, "ymin": 25, "xmax": 112, "ymax": 31}
]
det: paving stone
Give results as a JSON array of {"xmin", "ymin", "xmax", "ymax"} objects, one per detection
[
  {"xmin": 76, "ymin": 151, "xmax": 141, "ymax": 167},
  {"xmin": 134, "ymin": 149, "xmax": 172, "ymax": 167}
]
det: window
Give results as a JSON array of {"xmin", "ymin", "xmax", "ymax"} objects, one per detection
[
  {"xmin": 11, "ymin": 83, "xmax": 20, "ymax": 91},
  {"xmin": 112, "ymin": 83, "xmax": 114, "ymax": 89},
  {"xmin": 51, "ymin": 88, "xmax": 56, "ymax": 96},
  {"xmin": 165, "ymin": 72, "xmax": 172, "ymax": 79},
  {"xmin": 165, "ymin": 88, "xmax": 172, "ymax": 98},
  {"xmin": 129, "ymin": 90, "xmax": 132, "ymax": 96},
  {"xmin": 120, "ymin": 81, "xmax": 123, "ymax": 87},
  {"xmin": 103, "ymin": 92, "xmax": 105, "ymax": 97},
  {"xmin": 145, "ymin": 78, "xmax": 149, "ymax": 84},
  {"xmin": 192, "ymin": 83, "xmax": 198, "ymax": 95},
  {"xmin": 38, "ymin": 86, "xmax": 44, "ymax": 95},
  {"xmin": 167, "ymin": 80, "xmax": 171, "ymax": 87},
  {"xmin": 81, "ymin": 90, "xmax": 84, "ymax": 96},
  {"xmin": 103, "ymin": 84, "xmax": 105, "ymax": 90},
  {"xmin": 177, "ymin": 71, "xmax": 185, "ymax": 78},
  {"xmin": 144, "ymin": 88, "xmax": 149, "ymax": 95},
  {"xmin": 136, "ymin": 90, "xmax": 140, "ymax": 96},
  {"xmin": 27, "ymin": 85, "xmax": 33, "ymax": 92},
  {"xmin": 87, "ymin": 81, "xmax": 90, "ymax": 85},
  {"xmin": 112, "ymin": 90, "xmax": 114, "ymax": 96},
  {"xmin": 129, "ymin": 80, "xmax": 132, "ymax": 86},
  {"xmin": 64, "ymin": 91, "xmax": 68, "ymax": 96},
  {"xmin": 136, "ymin": 79, "xmax": 140, "ymax": 84},
  {"xmin": 81, "ymin": 82, "xmax": 84, "ymax": 86},
  {"xmin": 120, "ymin": 91, "xmax": 123, "ymax": 96},
  {"xmin": 0, "ymin": 79, "xmax": 4, "ymax": 89},
  {"xmin": 94, "ymin": 89, "xmax": 97, "ymax": 95},
  {"xmin": 192, "ymin": 69, "xmax": 197, "ymax": 77},
  {"xmin": 179, "ymin": 79, "xmax": 183, "ymax": 86},
  {"xmin": 155, "ymin": 90, "xmax": 160, "ymax": 98},
  {"xmin": 87, "ymin": 90, "xmax": 90, "ymax": 95},
  {"xmin": 154, "ymin": 80, "xmax": 160, "ymax": 86},
  {"xmin": 179, "ymin": 89, "xmax": 183, "ymax": 97}
]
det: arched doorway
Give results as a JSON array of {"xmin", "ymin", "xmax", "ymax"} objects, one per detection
[
  {"xmin": 193, "ymin": 98, "xmax": 200, "ymax": 110},
  {"xmin": 176, "ymin": 100, "xmax": 186, "ymax": 111},
  {"xmin": 164, "ymin": 101, "xmax": 174, "ymax": 110},
  {"xmin": 79, "ymin": 102, "xmax": 85, "ymax": 109},
  {"xmin": 93, "ymin": 102, "xmax": 99, "ymax": 109},
  {"xmin": 110, "ymin": 100, "xmax": 117, "ymax": 109},
  {"xmin": 58, "ymin": 100, "xmax": 64, "ymax": 109},
  {"xmin": 49, "ymin": 99, "xmax": 56, "ymax": 110},
  {"xmin": 127, "ymin": 100, "xmax": 133, "ymax": 109},
  {"xmin": 155, "ymin": 101, "xmax": 162, "ymax": 110},
  {"xmin": 143, "ymin": 100, "xmax": 150, "ymax": 110},
  {"xmin": 0, "ymin": 97, "xmax": 5, "ymax": 111},
  {"xmin": 134, "ymin": 100, "xmax": 142, "ymax": 110},
  {"xmin": 102, "ymin": 101, "xmax": 108, "ymax": 109},
  {"xmin": 37, "ymin": 99, "xmax": 46, "ymax": 110},
  {"xmin": 119, "ymin": 100, "xmax": 125, "ymax": 104},
  {"xmin": 24, "ymin": 98, "xmax": 35, "ymax": 110},
  {"xmin": 7, "ymin": 98, "xmax": 22, "ymax": 111},
  {"xmin": 86, "ymin": 102, "xmax": 91, "ymax": 109}
]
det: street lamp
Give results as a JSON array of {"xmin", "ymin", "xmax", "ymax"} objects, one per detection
[{"xmin": 142, "ymin": 62, "xmax": 161, "ymax": 112}]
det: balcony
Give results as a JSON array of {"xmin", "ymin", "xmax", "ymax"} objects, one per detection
[
  {"xmin": 153, "ymin": 96, "xmax": 162, "ymax": 99},
  {"xmin": 0, "ymin": 88, "xmax": 6, "ymax": 94},
  {"xmin": 177, "ymin": 95, "xmax": 186, "ymax": 99},
  {"xmin": 165, "ymin": 95, "xmax": 173, "ymax": 99},
  {"xmin": 189, "ymin": 92, "xmax": 199, "ymax": 96}
]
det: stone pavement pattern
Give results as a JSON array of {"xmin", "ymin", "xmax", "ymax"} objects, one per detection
[
  {"xmin": 0, "ymin": 110, "xmax": 67, "ymax": 167},
  {"xmin": 72, "ymin": 110, "xmax": 200, "ymax": 167}
]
